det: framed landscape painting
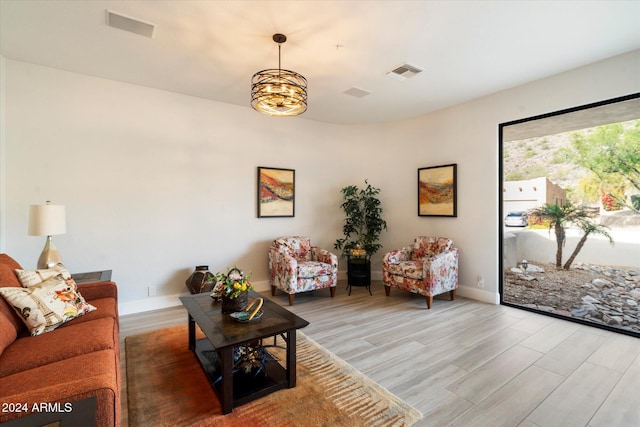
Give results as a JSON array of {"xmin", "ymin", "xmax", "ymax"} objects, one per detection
[
  {"xmin": 257, "ymin": 167, "xmax": 295, "ymax": 217},
  {"xmin": 418, "ymin": 164, "xmax": 457, "ymax": 217}
]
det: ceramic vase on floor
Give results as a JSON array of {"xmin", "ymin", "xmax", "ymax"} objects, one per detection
[{"xmin": 185, "ymin": 266, "xmax": 214, "ymax": 294}]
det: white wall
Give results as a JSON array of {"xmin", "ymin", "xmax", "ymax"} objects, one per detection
[
  {"xmin": 372, "ymin": 49, "xmax": 639, "ymax": 304},
  {"xmin": 0, "ymin": 55, "xmax": 6, "ymax": 254},
  {"xmin": 2, "ymin": 49, "xmax": 639, "ymax": 314}
]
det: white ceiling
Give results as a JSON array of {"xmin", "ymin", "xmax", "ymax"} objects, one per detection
[{"xmin": 1, "ymin": 0, "xmax": 639, "ymax": 125}]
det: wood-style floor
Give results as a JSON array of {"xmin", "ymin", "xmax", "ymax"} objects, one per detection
[{"xmin": 119, "ymin": 281, "xmax": 640, "ymax": 427}]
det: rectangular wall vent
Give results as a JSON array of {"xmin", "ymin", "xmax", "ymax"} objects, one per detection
[
  {"xmin": 344, "ymin": 87, "xmax": 372, "ymax": 98},
  {"xmin": 386, "ymin": 63, "xmax": 423, "ymax": 81},
  {"xmin": 106, "ymin": 10, "xmax": 156, "ymax": 38}
]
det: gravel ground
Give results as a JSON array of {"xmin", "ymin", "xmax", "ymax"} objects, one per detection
[
  {"xmin": 504, "ymin": 262, "xmax": 602, "ymax": 309},
  {"xmin": 503, "ymin": 261, "xmax": 640, "ymax": 334}
]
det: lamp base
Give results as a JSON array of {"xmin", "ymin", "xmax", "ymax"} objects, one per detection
[{"xmin": 37, "ymin": 235, "xmax": 63, "ymax": 269}]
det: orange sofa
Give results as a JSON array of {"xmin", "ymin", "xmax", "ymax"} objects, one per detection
[{"xmin": 0, "ymin": 254, "xmax": 120, "ymax": 427}]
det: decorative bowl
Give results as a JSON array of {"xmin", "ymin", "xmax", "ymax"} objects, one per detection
[
  {"xmin": 229, "ymin": 297, "xmax": 263, "ymax": 322},
  {"xmin": 230, "ymin": 310, "xmax": 263, "ymax": 322}
]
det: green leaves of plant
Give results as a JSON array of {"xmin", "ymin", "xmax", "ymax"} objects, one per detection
[{"xmin": 335, "ymin": 180, "xmax": 387, "ymax": 257}]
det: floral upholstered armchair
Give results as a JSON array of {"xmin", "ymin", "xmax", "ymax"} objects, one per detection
[
  {"xmin": 382, "ymin": 236, "xmax": 458, "ymax": 309},
  {"xmin": 269, "ymin": 236, "xmax": 338, "ymax": 305}
]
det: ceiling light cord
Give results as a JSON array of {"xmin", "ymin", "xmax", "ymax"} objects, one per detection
[{"xmin": 278, "ymin": 43, "xmax": 282, "ymax": 78}]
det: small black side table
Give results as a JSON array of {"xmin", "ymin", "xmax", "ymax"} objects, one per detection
[
  {"xmin": 71, "ymin": 270, "xmax": 112, "ymax": 284},
  {"xmin": 346, "ymin": 254, "xmax": 371, "ymax": 296}
]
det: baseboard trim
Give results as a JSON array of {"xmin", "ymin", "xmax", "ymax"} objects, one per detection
[
  {"xmin": 456, "ymin": 285, "xmax": 500, "ymax": 305},
  {"xmin": 118, "ymin": 293, "xmax": 185, "ymax": 316},
  {"xmin": 118, "ymin": 279, "xmax": 272, "ymax": 316},
  {"xmin": 118, "ymin": 276, "xmax": 495, "ymax": 316}
]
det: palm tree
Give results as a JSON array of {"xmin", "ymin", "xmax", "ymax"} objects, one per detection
[
  {"xmin": 563, "ymin": 219, "xmax": 614, "ymax": 270},
  {"xmin": 531, "ymin": 202, "xmax": 578, "ymax": 268},
  {"xmin": 530, "ymin": 201, "xmax": 606, "ymax": 269}
]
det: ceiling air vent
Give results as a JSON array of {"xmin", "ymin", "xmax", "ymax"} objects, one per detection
[
  {"xmin": 343, "ymin": 87, "xmax": 371, "ymax": 98},
  {"xmin": 386, "ymin": 63, "xmax": 423, "ymax": 81},
  {"xmin": 106, "ymin": 10, "xmax": 156, "ymax": 38}
]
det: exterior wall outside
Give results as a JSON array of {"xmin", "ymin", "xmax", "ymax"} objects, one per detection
[
  {"xmin": 505, "ymin": 228, "xmax": 638, "ymax": 269},
  {"xmin": 545, "ymin": 179, "xmax": 567, "ymax": 206},
  {"xmin": 504, "ymin": 177, "xmax": 566, "ymax": 214}
]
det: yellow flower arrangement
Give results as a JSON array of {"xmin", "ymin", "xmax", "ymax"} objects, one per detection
[{"xmin": 211, "ymin": 267, "xmax": 253, "ymax": 299}]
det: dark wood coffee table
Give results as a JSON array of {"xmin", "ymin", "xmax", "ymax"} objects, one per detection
[{"xmin": 179, "ymin": 291, "xmax": 309, "ymax": 414}]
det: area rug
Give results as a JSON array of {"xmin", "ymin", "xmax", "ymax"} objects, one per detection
[{"xmin": 125, "ymin": 325, "xmax": 422, "ymax": 426}]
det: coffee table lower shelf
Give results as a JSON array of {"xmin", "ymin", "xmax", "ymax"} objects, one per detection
[{"xmin": 193, "ymin": 338, "xmax": 288, "ymax": 409}]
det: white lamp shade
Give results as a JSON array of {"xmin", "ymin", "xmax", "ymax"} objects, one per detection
[{"xmin": 28, "ymin": 204, "xmax": 66, "ymax": 236}]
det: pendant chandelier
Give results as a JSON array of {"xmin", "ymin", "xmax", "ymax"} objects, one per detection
[{"xmin": 251, "ymin": 34, "xmax": 307, "ymax": 117}]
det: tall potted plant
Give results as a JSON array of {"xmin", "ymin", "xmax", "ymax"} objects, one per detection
[
  {"xmin": 335, "ymin": 180, "xmax": 387, "ymax": 293},
  {"xmin": 334, "ymin": 180, "xmax": 388, "ymax": 258}
]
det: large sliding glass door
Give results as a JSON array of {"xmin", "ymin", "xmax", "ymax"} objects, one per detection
[{"xmin": 499, "ymin": 93, "xmax": 640, "ymax": 338}]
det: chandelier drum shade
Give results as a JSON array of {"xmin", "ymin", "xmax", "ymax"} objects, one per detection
[{"xmin": 251, "ymin": 34, "xmax": 307, "ymax": 117}]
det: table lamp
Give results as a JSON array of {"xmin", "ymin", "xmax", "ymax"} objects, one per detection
[{"xmin": 28, "ymin": 201, "xmax": 66, "ymax": 268}]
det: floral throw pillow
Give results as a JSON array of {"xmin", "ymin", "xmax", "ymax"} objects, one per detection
[
  {"xmin": 0, "ymin": 274, "xmax": 96, "ymax": 336},
  {"xmin": 15, "ymin": 263, "xmax": 75, "ymax": 289}
]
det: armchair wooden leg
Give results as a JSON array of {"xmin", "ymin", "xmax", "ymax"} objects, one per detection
[
  {"xmin": 271, "ymin": 285, "xmax": 276, "ymax": 296},
  {"xmin": 425, "ymin": 296, "xmax": 433, "ymax": 309},
  {"xmin": 288, "ymin": 294, "xmax": 295, "ymax": 306},
  {"xmin": 449, "ymin": 289, "xmax": 456, "ymax": 301},
  {"xmin": 330, "ymin": 287, "xmax": 336, "ymax": 297},
  {"xmin": 384, "ymin": 285, "xmax": 391, "ymax": 296}
]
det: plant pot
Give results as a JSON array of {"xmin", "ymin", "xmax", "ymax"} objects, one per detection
[{"xmin": 221, "ymin": 291, "xmax": 249, "ymax": 313}]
